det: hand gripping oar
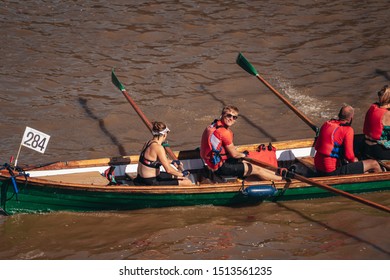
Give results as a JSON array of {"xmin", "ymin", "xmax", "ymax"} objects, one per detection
[
  {"xmin": 244, "ymin": 156, "xmax": 390, "ymax": 214},
  {"xmin": 236, "ymin": 52, "xmax": 320, "ymax": 135},
  {"xmin": 111, "ymin": 69, "xmax": 182, "ymax": 166}
]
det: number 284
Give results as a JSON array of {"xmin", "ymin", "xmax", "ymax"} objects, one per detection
[{"xmin": 23, "ymin": 132, "xmax": 47, "ymax": 151}]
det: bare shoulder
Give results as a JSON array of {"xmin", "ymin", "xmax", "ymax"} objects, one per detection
[
  {"xmin": 383, "ymin": 111, "xmax": 390, "ymax": 125},
  {"xmin": 152, "ymin": 143, "xmax": 165, "ymax": 154}
]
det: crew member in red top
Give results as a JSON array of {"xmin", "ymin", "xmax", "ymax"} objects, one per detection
[
  {"xmin": 200, "ymin": 105, "xmax": 282, "ymax": 181},
  {"xmin": 363, "ymin": 85, "xmax": 390, "ymax": 159},
  {"xmin": 314, "ymin": 105, "xmax": 381, "ymax": 176}
]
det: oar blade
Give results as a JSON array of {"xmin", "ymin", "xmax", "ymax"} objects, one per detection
[
  {"xmin": 236, "ymin": 52, "xmax": 258, "ymax": 76},
  {"xmin": 111, "ymin": 68, "xmax": 126, "ymax": 91}
]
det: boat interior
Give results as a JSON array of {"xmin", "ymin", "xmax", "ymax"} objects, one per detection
[
  {"xmin": 14, "ymin": 139, "xmax": 317, "ymax": 186},
  {"xmin": 6, "ymin": 135, "xmax": 389, "ymax": 187}
]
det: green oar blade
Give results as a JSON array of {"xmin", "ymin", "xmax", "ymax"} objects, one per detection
[
  {"xmin": 111, "ymin": 68, "xmax": 126, "ymax": 91},
  {"xmin": 236, "ymin": 52, "xmax": 258, "ymax": 76}
]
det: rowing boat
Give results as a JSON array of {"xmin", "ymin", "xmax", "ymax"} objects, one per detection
[{"xmin": 1, "ymin": 136, "xmax": 389, "ymax": 215}]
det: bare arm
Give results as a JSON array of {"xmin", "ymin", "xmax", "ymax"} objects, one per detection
[
  {"xmin": 225, "ymin": 143, "xmax": 246, "ymax": 159},
  {"xmin": 155, "ymin": 145, "xmax": 185, "ymax": 177}
]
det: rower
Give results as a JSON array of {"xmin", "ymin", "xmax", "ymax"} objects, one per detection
[
  {"xmin": 200, "ymin": 105, "xmax": 283, "ymax": 181},
  {"xmin": 363, "ymin": 85, "xmax": 390, "ymax": 160},
  {"xmin": 133, "ymin": 121, "xmax": 192, "ymax": 186},
  {"xmin": 314, "ymin": 105, "xmax": 381, "ymax": 176}
]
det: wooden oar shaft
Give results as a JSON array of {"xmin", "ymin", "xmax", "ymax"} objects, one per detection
[
  {"xmin": 244, "ymin": 157, "xmax": 390, "ymax": 214},
  {"xmin": 120, "ymin": 89, "xmax": 153, "ymax": 131},
  {"xmin": 293, "ymin": 173, "xmax": 390, "ymax": 213},
  {"xmin": 255, "ymin": 74, "xmax": 319, "ymax": 134},
  {"xmin": 120, "ymin": 89, "xmax": 179, "ymax": 162}
]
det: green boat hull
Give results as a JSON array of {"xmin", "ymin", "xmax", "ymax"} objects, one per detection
[
  {"xmin": 271, "ymin": 180, "xmax": 390, "ymax": 201},
  {"xmin": 1, "ymin": 178, "xmax": 389, "ymax": 215},
  {"xmin": 0, "ymin": 181, "xmax": 262, "ymax": 215}
]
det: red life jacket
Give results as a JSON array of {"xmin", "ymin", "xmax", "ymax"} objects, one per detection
[
  {"xmin": 200, "ymin": 120, "xmax": 231, "ymax": 170},
  {"xmin": 315, "ymin": 120, "xmax": 345, "ymax": 159},
  {"xmin": 363, "ymin": 103, "xmax": 387, "ymax": 141}
]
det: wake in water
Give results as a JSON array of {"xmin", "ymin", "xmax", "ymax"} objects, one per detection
[{"xmin": 274, "ymin": 75, "xmax": 335, "ymax": 120}]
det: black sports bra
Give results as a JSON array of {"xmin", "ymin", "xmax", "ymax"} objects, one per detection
[{"xmin": 139, "ymin": 140, "xmax": 162, "ymax": 169}]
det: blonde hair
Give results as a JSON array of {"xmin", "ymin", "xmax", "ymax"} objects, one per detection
[
  {"xmin": 221, "ymin": 105, "xmax": 239, "ymax": 115},
  {"xmin": 378, "ymin": 85, "xmax": 390, "ymax": 106}
]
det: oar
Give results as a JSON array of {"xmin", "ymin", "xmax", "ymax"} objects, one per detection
[
  {"xmin": 236, "ymin": 52, "xmax": 319, "ymax": 135},
  {"xmin": 111, "ymin": 69, "xmax": 180, "ymax": 164},
  {"xmin": 244, "ymin": 156, "xmax": 390, "ymax": 214}
]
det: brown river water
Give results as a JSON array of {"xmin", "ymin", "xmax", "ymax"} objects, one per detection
[{"xmin": 0, "ymin": 0, "xmax": 389, "ymax": 260}]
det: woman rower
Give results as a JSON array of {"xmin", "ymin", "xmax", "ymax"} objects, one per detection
[
  {"xmin": 363, "ymin": 85, "xmax": 390, "ymax": 160},
  {"xmin": 133, "ymin": 121, "xmax": 192, "ymax": 186}
]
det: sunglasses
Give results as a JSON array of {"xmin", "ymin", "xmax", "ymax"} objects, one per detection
[{"xmin": 225, "ymin": 113, "xmax": 239, "ymax": 120}]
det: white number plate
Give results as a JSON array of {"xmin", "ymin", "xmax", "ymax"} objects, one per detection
[{"xmin": 21, "ymin": 126, "xmax": 51, "ymax": 154}]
